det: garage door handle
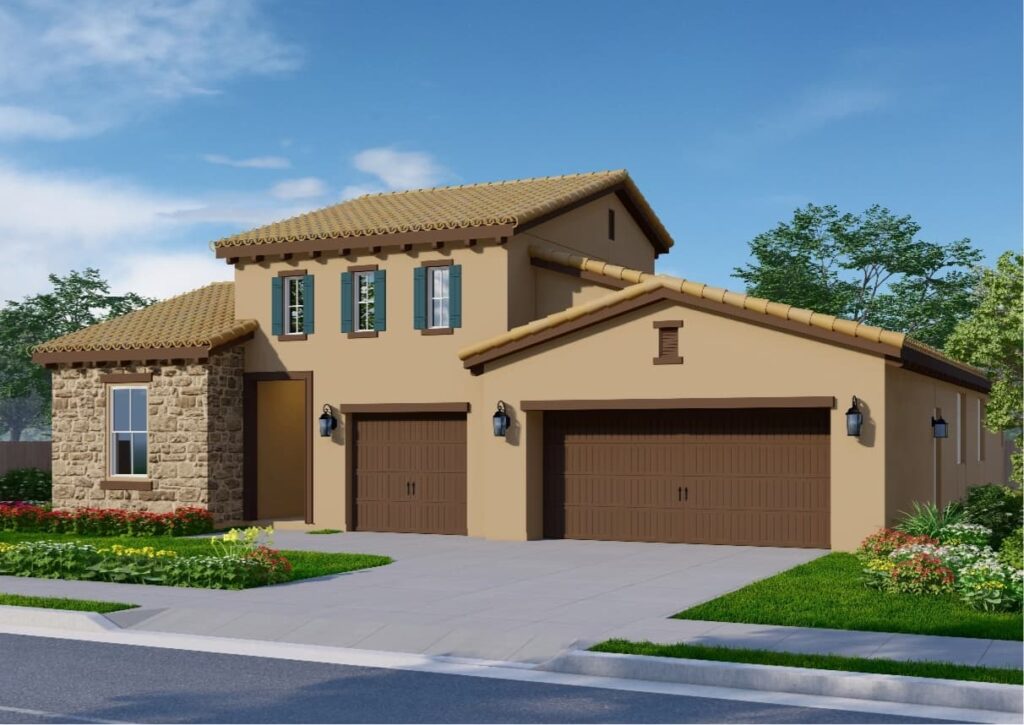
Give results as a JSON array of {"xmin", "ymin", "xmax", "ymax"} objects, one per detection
[
  {"xmin": 678, "ymin": 486, "xmax": 682, "ymax": 502},
  {"xmin": 678, "ymin": 486, "xmax": 688, "ymax": 502}
]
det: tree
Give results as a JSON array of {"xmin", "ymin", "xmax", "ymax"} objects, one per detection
[
  {"xmin": 0, "ymin": 269, "xmax": 153, "ymax": 441},
  {"xmin": 733, "ymin": 204, "xmax": 982, "ymax": 348},
  {"xmin": 945, "ymin": 252, "xmax": 1023, "ymax": 483}
]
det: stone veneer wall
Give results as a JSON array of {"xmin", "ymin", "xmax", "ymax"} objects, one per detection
[{"xmin": 50, "ymin": 346, "xmax": 245, "ymax": 522}]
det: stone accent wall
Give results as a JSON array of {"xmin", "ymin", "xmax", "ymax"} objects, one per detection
[{"xmin": 50, "ymin": 347, "xmax": 245, "ymax": 522}]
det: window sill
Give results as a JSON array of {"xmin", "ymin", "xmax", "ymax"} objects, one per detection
[
  {"xmin": 100, "ymin": 479, "xmax": 153, "ymax": 491},
  {"xmin": 278, "ymin": 334, "xmax": 308, "ymax": 342},
  {"xmin": 421, "ymin": 327, "xmax": 454, "ymax": 336},
  {"xmin": 348, "ymin": 331, "xmax": 379, "ymax": 339},
  {"xmin": 653, "ymin": 356, "xmax": 684, "ymax": 365}
]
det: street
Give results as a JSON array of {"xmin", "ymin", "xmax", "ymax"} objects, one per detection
[{"xmin": 0, "ymin": 634, "xmax": 947, "ymax": 724}]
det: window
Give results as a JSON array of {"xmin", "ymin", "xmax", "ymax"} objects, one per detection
[
  {"xmin": 427, "ymin": 265, "xmax": 450, "ymax": 329},
  {"xmin": 608, "ymin": 209, "xmax": 616, "ymax": 240},
  {"xmin": 284, "ymin": 276, "xmax": 304, "ymax": 335},
  {"xmin": 110, "ymin": 386, "xmax": 147, "ymax": 477},
  {"xmin": 956, "ymin": 393, "xmax": 965, "ymax": 465},
  {"xmin": 977, "ymin": 398, "xmax": 985, "ymax": 462},
  {"xmin": 355, "ymin": 271, "xmax": 376, "ymax": 332}
]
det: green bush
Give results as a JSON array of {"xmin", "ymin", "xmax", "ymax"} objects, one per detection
[
  {"xmin": 964, "ymin": 485, "xmax": 1023, "ymax": 546},
  {"xmin": 0, "ymin": 468, "xmax": 52, "ymax": 502},
  {"xmin": 896, "ymin": 501, "xmax": 965, "ymax": 538},
  {"xmin": 999, "ymin": 528, "xmax": 1023, "ymax": 570}
]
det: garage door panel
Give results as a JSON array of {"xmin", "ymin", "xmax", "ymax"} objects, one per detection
[{"xmin": 545, "ymin": 409, "xmax": 830, "ymax": 548}]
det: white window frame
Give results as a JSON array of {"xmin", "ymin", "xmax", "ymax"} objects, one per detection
[
  {"xmin": 109, "ymin": 385, "xmax": 149, "ymax": 478},
  {"xmin": 976, "ymin": 398, "xmax": 983, "ymax": 462},
  {"xmin": 955, "ymin": 393, "xmax": 963, "ymax": 465},
  {"xmin": 284, "ymin": 276, "xmax": 305, "ymax": 335},
  {"xmin": 427, "ymin": 265, "xmax": 450, "ymax": 329},
  {"xmin": 354, "ymin": 271, "xmax": 375, "ymax": 332}
]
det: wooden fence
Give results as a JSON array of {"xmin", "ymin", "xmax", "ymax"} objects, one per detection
[{"xmin": 0, "ymin": 442, "xmax": 52, "ymax": 475}]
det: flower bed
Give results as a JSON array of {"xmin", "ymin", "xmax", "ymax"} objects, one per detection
[
  {"xmin": 0, "ymin": 503, "xmax": 213, "ymax": 537},
  {"xmin": 0, "ymin": 526, "xmax": 291, "ymax": 589},
  {"xmin": 857, "ymin": 525, "xmax": 1023, "ymax": 612}
]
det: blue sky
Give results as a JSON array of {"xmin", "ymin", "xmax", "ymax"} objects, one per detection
[{"xmin": 0, "ymin": 0, "xmax": 1019, "ymax": 300}]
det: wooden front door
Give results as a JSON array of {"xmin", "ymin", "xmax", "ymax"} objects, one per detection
[
  {"xmin": 543, "ymin": 408, "xmax": 830, "ymax": 548},
  {"xmin": 352, "ymin": 413, "xmax": 467, "ymax": 535}
]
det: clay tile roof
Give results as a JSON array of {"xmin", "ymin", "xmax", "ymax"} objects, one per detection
[
  {"xmin": 458, "ymin": 246, "xmax": 985, "ymax": 382},
  {"xmin": 33, "ymin": 282, "xmax": 257, "ymax": 359},
  {"xmin": 213, "ymin": 170, "xmax": 673, "ymax": 252}
]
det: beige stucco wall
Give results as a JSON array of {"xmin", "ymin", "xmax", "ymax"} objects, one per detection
[
  {"xmin": 473, "ymin": 299, "xmax": 889, "ymax": 551},
  {"xmin": 50, "ymin": 346, "xmax": 244, "ymax": 522},
  {"xmin": 884, "ymin": 365, "xmax": 1007, "ymax": 525}
]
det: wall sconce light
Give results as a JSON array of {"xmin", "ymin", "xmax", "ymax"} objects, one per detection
[
  {"xmin": 492, "ymin": 401, "xmax": 510, "ymax": 438},
  {"xmin": 845, "ymin": 396, "xmax": 863, "ymax": 437},
  {"xmin": 931, "ymin": 415, "xmax": 948, "ymax": 439},
  {"xmin": 319, "ymin": 404, "xmax": 338, "ymax": 438}
]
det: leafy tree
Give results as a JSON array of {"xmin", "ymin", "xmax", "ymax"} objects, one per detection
[
  {"xmin": 733, "ymin": 204, "xmax": 982, "ymax": 348},
  {"xmin": 945, "ymin": 252, "xmax": 1023, "ymax": 483},
  {"xmin": 0, "ymin": 269, "xmax": 153, "ymax": 441}
]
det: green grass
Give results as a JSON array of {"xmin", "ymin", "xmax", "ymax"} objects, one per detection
[
  {"xmin": 676, "ymin": 553, "xmax": 1022, "ymax": 641},
  {"xmin": 0, "ymin": 532, "xmax": 392, "ymax": 583},
  {"xmin": 307, "ymin": 529, "xmax": 343, "ymax": 535},
  {"xmin": 0, "ymin": 592, "xmax": 136, "ymax": 613},
  {"xmin": 592, "ymin": 639, "xmax": 1024, "ymax": 685}
]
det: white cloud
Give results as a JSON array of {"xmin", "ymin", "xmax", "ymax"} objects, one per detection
[
  {"xmin": 110, "ymin": 251, "xmax": 232, "ymax": 300},
  {"xmin": 202, "ymin": 154, "xmax": 291, "ymax": 170},
  {"xmin": 352, "ymin": 148, "xmax": 446, "ymax": 191},
  {"xmin": 0, "ymin": 0, "xmax": 301, "ymax": 140},
  {"xmin": 340, "ymin": 184, "xmax": 383, "ymax": 200},
  {"xmin": 0, "ymin": 105, "xmax": 92, "ymax": 141},
  {"xmin": 271, "ymin": 177, "xmax": 326, "ymax": 200}
]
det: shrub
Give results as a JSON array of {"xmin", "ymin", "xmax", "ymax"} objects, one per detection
[
  {"xmin": 856, "ymin": 528, "xmax": 937, "ymax": 562},
  {"xmin": 938, "ymin": 523, "xmax": 993, "ymax": 547},
  {"xmin": 999, "ymin": 528, "xmax": 1023, "ymax": 570},
  {"xmin": 896, "ymin": 501, "xmax": 965, "ymax": 538},
  {"xmin": 956, "ymin": 558, "xmax": 1023, "ymax": 612},
  {"xmin": 0, "ymin": 468, "xmax": 52, "ymax": 502},
  {"xmin": 0, "ymin": 504, "xmax": 213, "ymax": 537},
  {"xmin": 887, "ymin": 551, "xmax": 955, "ymax": 595},
  {"xmin": 963, "ymin": 485, "xmax": 1023, "ymax": 546}
]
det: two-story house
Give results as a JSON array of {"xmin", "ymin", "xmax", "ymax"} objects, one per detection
[{"xmin": 33, "ymin": 170, "xmax": 1007, "ymax": 550}]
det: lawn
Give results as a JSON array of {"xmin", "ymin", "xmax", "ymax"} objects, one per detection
[
  {"xmin": 0, "ymin": 531, "xmax": 392, "ymax": 584},
  {"xmin": 676, "ymin": 553, "xmax": 1022, "ymax": 641},
  {"xmin": 0, "ymin": 592, "xmax": 136, "ymax": 613},
  {"xmin": 591, "ymin": 639, "xmax": 1024, "ymax": 685}
]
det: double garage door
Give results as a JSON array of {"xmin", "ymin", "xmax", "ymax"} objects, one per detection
[{"xmin": 350, "ymin": 408, "xmax": 829, "ymax": 547}]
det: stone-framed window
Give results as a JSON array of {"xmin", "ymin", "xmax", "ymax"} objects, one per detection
[{"xmin": 110, "ymin": 385, "xmax": 148, "ymax": 477}]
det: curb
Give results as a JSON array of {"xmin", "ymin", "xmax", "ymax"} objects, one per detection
[
  {"xmin": 542, "ymin": 649, "xmax": 1023, "ymax": 715},
  {"xmin": 0, "ymin": 605, "xmax": 121, "ymax": 633}
]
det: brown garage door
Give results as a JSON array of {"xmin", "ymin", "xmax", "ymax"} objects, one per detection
[
  {"xmin": 352, "ymin": 413, "xmax": 467, "ymax": 534},
  {"xmin": 543, "ymin": 408, "xmax": 830, "ymax": 548}
]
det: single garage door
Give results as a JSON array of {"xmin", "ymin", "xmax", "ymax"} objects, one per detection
[
  {"xmin": 543, "ymin": 408, "xmax": 830, "ymax": 548},
  {"xmin": 352, "ymin": 413, "xmax": 467, "ymax": 534}
]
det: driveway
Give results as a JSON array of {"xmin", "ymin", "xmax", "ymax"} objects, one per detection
[{"xmin": 0, "ymin": 532, "xmax": 824, "ymax": 663}]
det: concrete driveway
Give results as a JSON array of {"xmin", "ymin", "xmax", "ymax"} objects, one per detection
[{"xmin": 0, "ymin": 532, "xmax": 824, "ymax": 663}]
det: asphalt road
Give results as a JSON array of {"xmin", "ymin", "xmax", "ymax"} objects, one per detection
[{"xmin": 0, "ymin": 634, "xmax": 946, "ymax": 724}]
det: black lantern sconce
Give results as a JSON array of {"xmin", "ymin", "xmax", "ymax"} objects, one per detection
[
  {"xmin": 319, "ymin": 404, "xmax": 338, "ymax": 438},
  {"xmin": 492, "ymin": 401, "xmax": 510, "ymax": 438},
  {"xmin": 932, "ymin": 415, "xmax": 948, "ymax": 439},
  {"xmin": 845, "ymin": 396, "xmax": 863, "ymax": 437}
]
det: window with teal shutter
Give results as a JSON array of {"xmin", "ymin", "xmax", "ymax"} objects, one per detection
[
  {"xmin": 373, "ymin": 270, "xmax": 387, "ymax": 332},
  {"xmin": 302, "ymin": 274, "xmax": 315, "ymax": 334},
  {"xmin": 271, "ymin": 277, "xmax": 283, "ymax": 336},
  {"xmin": 413, "ymin": 267, "xmax": 426, "ymax": 330},
  {"xmin": 449, "ymin": 264, "xmax": 462, "ymax": 328},
  {"xmin": 340, "ymin": 272, "xmax": 353, "ymax": 333}
]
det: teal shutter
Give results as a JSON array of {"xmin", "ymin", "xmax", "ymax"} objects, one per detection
[
  {"xmin": 271, "ymin": 277, "xmax": 283, "ymax": 336},
  {"xmin": 449, "ymin": 264, "xmax": 462, "ymax": 328},
  {"xmin": 413, "ymin": 267, "xmax": 426, "ymax": 330},
  {"xmin": 373, "ymin": 270, "xmax": 387, "ymax": 332},
  {"xmin": 340, "ymin": 272, "xmax": 353, "ymax": 333},
  {"xmin": 302, "ymin": 274, "xmax": 314, "ymax": 334}
]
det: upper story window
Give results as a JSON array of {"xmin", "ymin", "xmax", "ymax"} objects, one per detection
[
  {"xmin": 271, "ymin": 272, "xmax": 314, "ymax": 339},
  {"xmin": 427, "ymin": 265, "xmax": 450, "ymax": 329},
  {"xmin": 414, "ymin": 262, "xmax": 461, "ymax": 334},
  {"xmin": 608, "ymin": 209, "xmax": 616, "ymax": 240},
  {"xmin": 110, "ymin": 386, "xmax": 147, "ymax": 477},
  {"xmin": 355, "ymin": 271, "xmax": 376, "ymax": 332}
]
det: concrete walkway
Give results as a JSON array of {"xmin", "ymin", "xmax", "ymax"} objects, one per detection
[{"xmin": 1, "ymin": 531, "xmax": 1020, "ymax": 669}]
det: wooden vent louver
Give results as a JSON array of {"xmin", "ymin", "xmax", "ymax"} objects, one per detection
[{"xmin": 653, "ymin": 320, "xmax": 684, "ymax": 365}]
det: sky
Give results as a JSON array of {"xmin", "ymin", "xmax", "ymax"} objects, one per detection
[{"xmin": 0, "ymin": 0, "xmax": 1020, "ymax": 301}]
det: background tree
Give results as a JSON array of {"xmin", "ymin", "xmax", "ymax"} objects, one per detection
[
  {"xmin": 733, "ymin": 204, "xmax": 982, "ymax": 348},
  {"xmin": 0, "ymin": 269, "xmax": 153, "ymax": 441},
  {"xmin": 945, "ymin": 252, "xmax": 1023, "ymax": 483}
]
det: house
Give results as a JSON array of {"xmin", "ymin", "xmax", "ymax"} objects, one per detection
[{"xmin": 32, "ymin": 171, "xmax": 1007, "ymax": 550}]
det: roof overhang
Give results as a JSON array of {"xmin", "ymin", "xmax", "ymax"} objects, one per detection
[{"xmin": 32, "ymin": 331, "xmax": 254, "ymax": 368}]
